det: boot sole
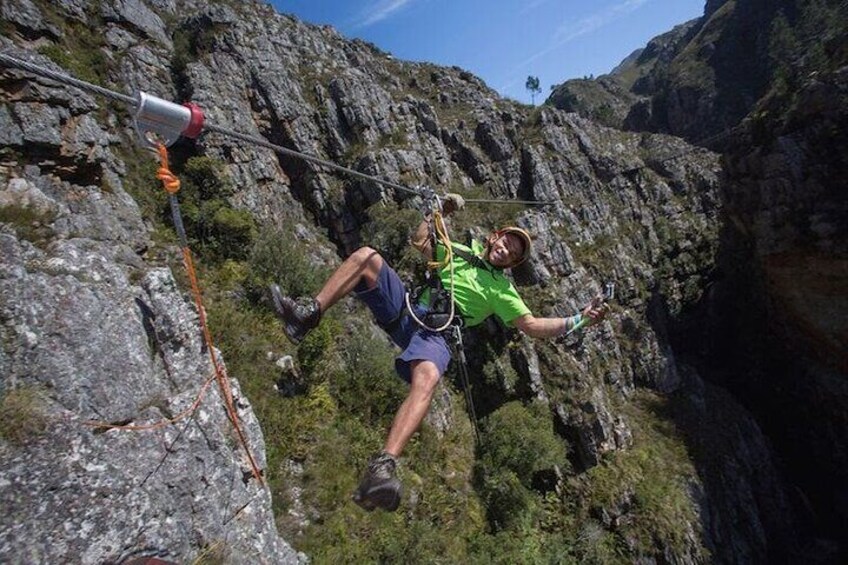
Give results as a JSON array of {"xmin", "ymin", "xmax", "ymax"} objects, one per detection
[
  {"xmin": 352, "ymin": 480, "xmax": 401, "ymax": 512},
  {"xmin": 268, "ymin": 284, "xmax": 304, "ymax": 345},
  {"xmin": 351, "ymin": 491, "xmax": 377, "ymax": 512}
]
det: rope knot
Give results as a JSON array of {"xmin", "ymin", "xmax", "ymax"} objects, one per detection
[
  {"xmin": 155, "ymin": 143, "xmax": 180, "ymax": 194},
  {"xmin": 156, "ymin": 167, "xmax": 180, "ymax": 193}
]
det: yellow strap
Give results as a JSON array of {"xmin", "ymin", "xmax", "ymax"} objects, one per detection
[{"xmin": 427, "ymin": 211, "xmax": 453, "ymax": 270}]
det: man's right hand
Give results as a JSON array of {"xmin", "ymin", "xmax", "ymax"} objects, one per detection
[{"xmin": 442, "ymin": 193, "xmax": 465, "ymax": 216}]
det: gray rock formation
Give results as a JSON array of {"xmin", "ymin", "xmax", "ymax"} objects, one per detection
[
  {"xmin": 548, "ymin": 19, "xmax": 699, "ymax": 132},
  {"xmin": 549, "ymin": 0, "xmax": 847, "ymax": 557},
  {"xmin": 713, "ymin": 65, "xmax": 848, "ymax": 549},
  {"xmin": 0, "ymin": 41, "xmax": 302, "ymax": 565}
]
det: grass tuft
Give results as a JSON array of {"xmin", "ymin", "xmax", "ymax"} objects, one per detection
[{"xmin": 0, "ymin": 387, "xmax": 49, "ymax": 445}]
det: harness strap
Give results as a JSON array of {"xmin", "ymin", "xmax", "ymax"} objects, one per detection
[
  {"xmin": 407, "ymin": 243, "xmax": 501, "ymax": 331},
  {"xmin": 450, "ymin": 245, "xmax": 501, "ymax": 278}
]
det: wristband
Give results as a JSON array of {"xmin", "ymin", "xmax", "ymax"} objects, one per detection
[
  {"xmin": 571, "ymin": 313, "xmax": 583, "ymax": 329},
  {"xmin": 563, "ymin": 313, "xmax": 583, "ymax": 335}
]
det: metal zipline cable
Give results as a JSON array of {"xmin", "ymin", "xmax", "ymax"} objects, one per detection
[
  {"xmin": 0, "ymin": 52, "xmax": 552, "ymax": 206},
  {"xmin": 1, "ymin": 51, "xmax": 749, "ymax": 201},
  {"xmin": 204, "ymin": 123, "xmax": 420, "ymax": 196},
  {"xmin": 0, "ymin": 52, "xmax": 137, "ymax": 106}
]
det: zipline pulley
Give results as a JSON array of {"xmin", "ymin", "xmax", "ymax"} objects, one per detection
[{"xmin": 134, "ymin": 91, "xmax": 204, "ymax": 148}]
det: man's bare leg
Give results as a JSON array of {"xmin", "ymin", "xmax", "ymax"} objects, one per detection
[
  {"xmin": 353, "ymin": 360, "xmax": 440, "ymax": 511},
  {"xmin": 315, "ymin": 246, "xmax": 383, "ymax": 312},
  {"xmin": 383, "ymin": 360, "xmax": 440, "ymax": 457},
  {"xmin": 271, "ymin": 246, "xmax": 384, "ymax": 344}
]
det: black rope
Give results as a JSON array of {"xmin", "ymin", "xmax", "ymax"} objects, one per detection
[
  {"xmin": 451, "ymin": 326, "xmax": 481, "ymax": 444},
  {"xmin": 168, "ymin": 194, "xmax": 189, "ymax": 248}
]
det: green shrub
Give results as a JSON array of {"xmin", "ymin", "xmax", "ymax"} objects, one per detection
[
  {"xmin": 0, "ymin": 387, "xmax": 48, "ymax": 445},
  {"xmin": 296, "ymin": 316, "xmax": 342, "ymax": 382},
  {"xmin": 359, "ymin": 202, "xmax": 422, "ymax": 270},
  {"xmin": 245, "ymin": 226, "xmax": 330, "ymax": 302},
  {"xmin": 476, "ymin": 401, "xmax": 569, "ymax": 531},
  {"xmin": 175, "ymin": 156, "xmax": 257, "ymax": 261},
  {"xmin": 37, "ymin": 41, "xmax": 107, "ymax": 86},
  {"xmin": 469, "ymin": 527, "xmax": 563, "ymax": 565},
  {"xmin": 560, "ymin": 391, "xmax": 704, "ymax": 560},
  {"xmin": 478, "ymin": 400, "xmax": 568, "ymax": 481},
  {"xmin": 328, "ymin": 321, "xmax": 406, "ymax": 427},
  {"xmin": 118, "ymin": 149, "xmax": 168, "ymax": 219},
  {"xmin": 479, "ymin": 468, "xmax": 537, "ymax": 530}
]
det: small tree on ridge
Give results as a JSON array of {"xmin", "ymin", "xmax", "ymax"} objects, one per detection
[{"xmin": 525, "ymin": 75, "xmax": 541, "ymax": 105}]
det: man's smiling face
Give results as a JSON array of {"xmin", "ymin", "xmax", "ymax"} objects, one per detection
[{"xmin": 487, "ymin": 233, "xmax": 525, "ymax": 268}]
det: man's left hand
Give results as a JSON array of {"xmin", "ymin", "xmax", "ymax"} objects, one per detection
[
  {"xmin": 442, "ymin": 193, "xmax": 465, "ymax": 216},
  {"xmin": 582, "ymin": 295, "xmax": 608, "ymax": 326}
]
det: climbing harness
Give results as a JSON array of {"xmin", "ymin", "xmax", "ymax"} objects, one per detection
[
  {"xmin": 393, "ymin": 187, "xmax": 487, "ymax": 440},
  {"xmin": 404, "ymin": 187, "xmax": 458, "ymax": 333}
]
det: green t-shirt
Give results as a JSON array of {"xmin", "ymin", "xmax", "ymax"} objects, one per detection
[{"xmin": 431, "ymin": 240, "xmax": 530, "ymax": 327}]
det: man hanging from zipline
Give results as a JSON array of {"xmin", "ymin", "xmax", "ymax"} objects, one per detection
[{"xmin": 269, "ymin": 194, "xmax": 607, "ymax": 512}]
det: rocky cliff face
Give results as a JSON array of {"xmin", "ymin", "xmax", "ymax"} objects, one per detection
[
  {"xmin": 710, "ymin": 66, "xmax": 848, "ymax": 550},
  {"xmin": 0, "ymin": 0, "xmax": 832, "ymax": 563},
  {"xmin": 0, "ymin": 1, "xmax": 304, "ymax": 563},
  {"xmin": 549, "ymin": 0, "xmax": 812, "ymax": 142},
  {"xmin": 549, "ymin": 0, "xmax": 848, "ymax": 558},
  {"xmin": 548, "ymin": 18, "xmax": 699, "ymax": 131}
]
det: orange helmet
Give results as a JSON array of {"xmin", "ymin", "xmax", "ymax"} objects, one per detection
[{"xmin": 488, "ymin": 226, "xmax": 533, "ymax": 268}]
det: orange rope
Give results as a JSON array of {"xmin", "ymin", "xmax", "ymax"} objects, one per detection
[
  {"xmin": 92, "ymin": 144, "xmax": 265, "ymax": 485},
  {"xmin": 154, "ymin": 142, "xmax": 264, "ymax": 484},
  {"xmin": 180, "ymin": 245, "xmax": 264, "ymax": 484},
  {"xmin": 84, "ymin": 373, "xmax": 217, "ymax": 431},
  {"xmin": 156, "ymin": 144, "xmax": 181, "ymax": 194}
]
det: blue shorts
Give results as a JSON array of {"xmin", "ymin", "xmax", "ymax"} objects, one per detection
[{"xmin": 354, "ymin": 262, "xmax": 451, "ymax": 383}]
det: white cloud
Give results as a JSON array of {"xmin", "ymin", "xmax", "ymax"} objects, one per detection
[
  {"xmin": 352, "ymin": 0, "xmax": 415, "ymax": 29},
  {"xmin": 555, "ymin": 0, "xmax": 650, "ymax": 43},
  {"xmin": 520, "ymin": 0, "xmax": 554, "ymax": 15},
  {"xmin": 501, "ymin": 0, "xmax": 652, "ymax": 90}
]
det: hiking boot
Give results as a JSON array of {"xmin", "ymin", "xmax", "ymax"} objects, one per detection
[
  {"xmin": 352, "ymin": 451, "xmax": 402, "ymax": 512},
  {"xmin": 269, "ymin": 284, "xmax": 321, "ymax": 345}
]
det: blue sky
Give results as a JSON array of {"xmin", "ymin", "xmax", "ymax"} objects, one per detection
[{"xmin": 268, "ymin": 0, "xmax": 705, "ymax": 103}]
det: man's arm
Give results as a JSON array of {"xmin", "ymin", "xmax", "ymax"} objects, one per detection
[
  {"xmin": 513, "ymin": 314, "xmax": 571, "ymax": 338},
  {"xmin": 513, "ymin": 298, "xmax": 606, "ymax": 339},
  {"xmin": 411, "ymin": 215, "xmax": 434, "ymax": 260}
]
